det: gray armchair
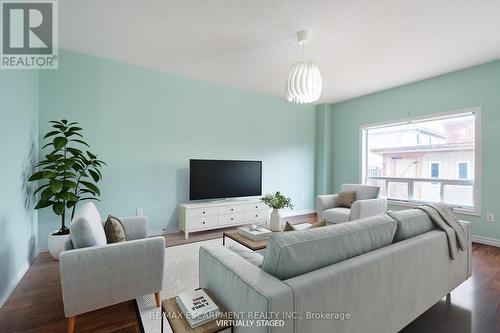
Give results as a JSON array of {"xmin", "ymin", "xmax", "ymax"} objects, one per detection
[
  {"xmin": 316, "ymin": 184, "xmax": 387, "ymax": 223},
  {"xmin": 59, "ymin": 202, "xmax": 165, "ymax": 333}
]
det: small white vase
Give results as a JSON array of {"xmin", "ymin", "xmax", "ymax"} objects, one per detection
[
  {"xmin": 270, "ymin": 208, "xmax": 282, "ymax": 232},
  {"xmin": 48, "ymin": 231, "xmax": 71, "ymax": 260}
]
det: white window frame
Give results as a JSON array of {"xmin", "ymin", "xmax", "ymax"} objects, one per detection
[
  {"xmin": 456, "ymin": 161, "xmax": 470, "ymax": 180},
  {"xmin": 359, "ymin": 107, "xmax": 481, "ymax": 216},
  {"xmin": 429, "ymin": 161, "xmax": 441, "ymax": 179}
]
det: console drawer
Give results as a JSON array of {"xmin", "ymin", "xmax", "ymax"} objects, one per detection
[
  {"xmin": 245, "ymin": 210, "xmax": 268, "ymax": 221},
  {"xmin": 218, "ymin": 205, "xmax": 245, "ymax": 215},
  {"xmin": 190, "ymin": 207, "xmax": 219, "ymax": 218},
  {"xmin": 218, "ymin": 214, "xmax": 244, "ymax": 225},
  {"xmin": 189, "ymin": 216, "xmax": 218, "ymax": 230},
  {"xmin": 244, "ymin": 202, "xmax": 268, "ymax": 211}
]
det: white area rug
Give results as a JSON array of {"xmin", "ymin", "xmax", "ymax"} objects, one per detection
[{"xmin": 135, "ymin": 238, "xmax": 226, "ymax": 333}]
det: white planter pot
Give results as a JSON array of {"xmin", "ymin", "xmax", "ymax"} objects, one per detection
[
  {"xmin": 270, "ymin": 208, "xmax": 282, "ymax": 232},
  {"xmin": 48, "ymin": 231, "xmax": 71, "ymax": 260}
]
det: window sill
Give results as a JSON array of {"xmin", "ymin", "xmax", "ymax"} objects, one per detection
[{"xmin": 387, "ymin": 200, "xmax": 481, "ymax": 217}]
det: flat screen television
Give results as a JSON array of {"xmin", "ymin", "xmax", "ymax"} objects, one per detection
[{"xmin": 189, "ymin": 159, "xmax": 262, "ymax": 200}]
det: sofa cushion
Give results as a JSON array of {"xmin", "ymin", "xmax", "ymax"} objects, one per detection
[
  {"xmin": 341, "ymin": 184, "xmax": 380, "ymax": 200},
  {"xmin": 70, "ymin": 202, "xmax": 107, "ymax": 248},
  {"xmin": 228, "ymin": 242, "xmax": 264, "ymax": 266},
  {"xmin": 261, "ymin": 214, "xmax": 397, "ymax": 279},
  {"xmin": 389, "ymin": 209, "xmax": 437, "ymax": 242},
  {"xmin": 323, "ymin": 207, "xmax": 351, "ymax": 223}
]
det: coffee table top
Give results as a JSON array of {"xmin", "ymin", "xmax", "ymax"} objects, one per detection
[
  {"xmin": 162, "ymin": 288, "xmax": 231, "ymax": 333},
  {"xmin": 223, "ymin": 228, "xmax": 281, "ymax": 251}
]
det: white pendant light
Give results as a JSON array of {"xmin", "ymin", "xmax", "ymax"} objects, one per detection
[{"xmin": 285, "ymin": 30, "xmax": 322, "ymax": 104}]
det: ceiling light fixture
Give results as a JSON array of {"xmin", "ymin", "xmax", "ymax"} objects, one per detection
[{"xmin": 285, "ymin": 30, "xmax": 323, "ymax": 104}]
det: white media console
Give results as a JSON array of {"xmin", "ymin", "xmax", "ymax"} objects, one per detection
[{"xmin": 179, "ymin": 199, "xmax": 269, "ymax": 239}]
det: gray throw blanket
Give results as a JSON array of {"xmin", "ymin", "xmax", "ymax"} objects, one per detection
[{"xmin": 414, "ymin": 203, "xmax": 467, "ymax": 259}]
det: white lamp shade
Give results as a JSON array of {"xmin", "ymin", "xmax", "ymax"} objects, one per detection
[{"xmin": 285, "ymin": 61, "xmax": 322, "ymax": 104}]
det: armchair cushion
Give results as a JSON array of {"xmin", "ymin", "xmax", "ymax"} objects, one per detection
[
  {"xmin": 341, "ymin": 184, "xmax": 380, "ymax": 200},
  {"xmin": 70, "ymin": 202, "xmax": 107, "ymax": 249},
  {"xmin": 338, "ymin": 191, "xmax": 356, "ymax": 208},
  {"xmin": 104, "ymin": 215, "xmax": 127, "ymax": 243},
  {"xmin": 323, "ymin": 207, "xmax": 351, "ymax": 223}
]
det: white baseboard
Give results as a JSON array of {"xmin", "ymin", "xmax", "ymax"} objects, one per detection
[
  {"xmin": 472, "ymin": 235, "xmax": 500, "ymax": 248},
  {"xmin": 281, "ymin": 208, "xmax": 316, "ymax": 218},
  {"xmin": 0, "ymin": 262, "xmax": 30, "ymax": 308}
]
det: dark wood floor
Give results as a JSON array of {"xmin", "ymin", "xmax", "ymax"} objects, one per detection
[{"xmin": 0, "ymin": 214, "xmax": 499, "ymax": 333}]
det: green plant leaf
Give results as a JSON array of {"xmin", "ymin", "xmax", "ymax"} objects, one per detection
[
  {"xmin": 61, "ymin": 119, "xmax": 68, "ymax": 124},
  {"xmin": 52, "ymin": 202, "xmax": 65, "ymax": 215},
  {"xmin": 33, "ymin": 183, "xmax": 49, "ymax": 196},
  {"xmin": 67, "ymin": 126, "xmax": 83, "ymax": 132},
  {"xmin": 63, "ymin": 180, "xmax": 78, "ymax": 188},
  {"xmin": 80, "ymin": 181, "xmax": 100, "ymax": 196},
  {"xmin": 35, "ymin": 200, "xmax": 52, "ymax": 209},
  {"xmin": 43, "ymin": 130, "xmax": 61, "ymax": 139},
  {"xmin": 70, "ymin": 139, "xmax": 90, "ymax": 147},
  {"xmin": 41, "ymin": 187, "xmax": 53, "ymax": 201},
  {"xmin": 53, "ymin": 137, "xmax": 68, "ymax": 149},
  {"xmin": 41, "ymin": 142, "xmax": 52, "ymax": 150},
  {"xmin": 28, "ymin": 171, "xmax": 45, "ymax": 181},
  {"xmin": 49, "ymin": 179, "xmax": 63, "ymax": 193},
  {"xmin": 86, "ymin": 151, "xmax": 97, "ymax": 159},
  {"xmin": 42, "ymin": 171, "xmax": 57, "ymax": 179},
  {"xmin": 67, "ymin": 147, "xmax": 82, "ymax": 156},
  {"xmin": 88, "ymin": 169, "xmax": 100, "ymax": 182}
]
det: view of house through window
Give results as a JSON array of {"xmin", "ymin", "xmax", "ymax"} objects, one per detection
[{"xmin": 362, "ymin": 111, "xmax": 477, "ymax": 211}]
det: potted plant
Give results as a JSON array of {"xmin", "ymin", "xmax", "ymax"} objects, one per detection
[
  {"xmin": 261, "ymin": 191, "xmax": 294, "ymax": 231},
  {"xmin": 28, "ymin": 119, "xmax": 106, "ymax": 260}
]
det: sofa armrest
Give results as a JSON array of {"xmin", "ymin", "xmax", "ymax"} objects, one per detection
[
  {"xmin": 199, "ymin": 244, "xmax": 293, "ymax": 333},
  {"xmin": 316, "ymin": 194, "xmax": 339, "ymax": 221},
  {"xmin": 59, "ymin": 237, "xmax": 165, "ymax": 317},
  {"xmin": 120, "ymin": 215, "xmax": 149, "ymax": 240},
  {"xmin": 350, "ymin": 198, "xmax": 387, "ymax": 221}
]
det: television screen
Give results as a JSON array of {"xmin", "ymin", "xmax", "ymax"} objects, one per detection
[{"xmin": 189, "ymin": 159, "xmax": 262, "ymax": 200}]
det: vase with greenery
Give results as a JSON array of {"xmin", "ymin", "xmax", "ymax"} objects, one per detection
[
  {"xmin": 261, "ymin": 191, "xmax": 293, "ymax": 231},
  {"xmin": 28, "ymin": 119, "xmax": 105, "ymax": 258}
]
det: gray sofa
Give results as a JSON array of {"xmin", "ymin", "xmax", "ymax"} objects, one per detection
[
  {"xmin": 59, "ymin": 202, "xmax": 165, "ymax": 333},
  {"xmin": 316, "ymin": 184, "xmax": 387, "ymax": 223},
  {"xmin": 199, "ymin": 209, "xmax": 471, "ymax": 333}
]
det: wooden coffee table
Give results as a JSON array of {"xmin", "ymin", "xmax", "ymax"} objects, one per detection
[
  {"xmin": 161, "ymin": 288, "xmax": 232, "ymax": 333},
  {"xmin": 222, "ymin": 229, "xmax": 280, "ymax": 251}
]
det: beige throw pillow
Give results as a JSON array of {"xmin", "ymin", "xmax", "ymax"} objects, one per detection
[
  {"xmin": 104, "ymin": 215, "xmax": 127, "ymax": 243},
  {"xmin": 338, "ymin": 191, "xmax": 356, "ymax": 208}
]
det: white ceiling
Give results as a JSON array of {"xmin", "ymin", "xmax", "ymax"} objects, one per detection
[{"xmin": 60, "ymin": 0, "xmax": 500, "ymax": 104}]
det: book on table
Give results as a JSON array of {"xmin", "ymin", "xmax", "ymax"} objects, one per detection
[
  {"xmin": 176, "ymin": 289, "xmax": 220, "ymax": 328},
  {"xmin": 237, "ymin": 226, "xmax": 272, "ymax": 241}
]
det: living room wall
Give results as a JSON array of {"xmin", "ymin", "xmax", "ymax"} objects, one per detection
[
  {"xmin": 0, "ymin": 71, "xmax": 39, "ymax": 305},
  {"xmin": 37, "ymin": 50, "xmax": 316, "ymax": 248},
  {"xmin": 321, "ymin": 60, "xmax": 500, "ymax": 242}
]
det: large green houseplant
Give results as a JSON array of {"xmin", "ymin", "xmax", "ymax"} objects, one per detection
[{"xmin": 28, "ymin": 120, "xmax": 105, "ymax": 258}]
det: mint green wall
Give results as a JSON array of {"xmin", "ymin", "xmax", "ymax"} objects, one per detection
[
  {"xmin": 0, "ymin": 71, "xmax": 38, "ymax": 305},
  {"xmin": 38, "ymin": 50, "xmax": 316, "ymax": 248},
  {"xmin": 322, "ymin": 60, "xmax": 500, "ymax": 241}
]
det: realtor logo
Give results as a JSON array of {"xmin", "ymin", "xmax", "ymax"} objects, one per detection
[{"xmin": 1, "ymin": 0, "xmax": 58, "ymax": 69}]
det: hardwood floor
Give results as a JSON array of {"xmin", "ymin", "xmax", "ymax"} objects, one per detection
[{"xmin": 0, "ymin": 214, "xmax": 499, "ymax": 333}]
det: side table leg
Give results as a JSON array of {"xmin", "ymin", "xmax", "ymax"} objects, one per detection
[
  {"xmin": 223, "ymin": 234, "xmax": 225, "ymax": 246},
  {"xmin": 161, "ymin": 305, "xmax": 164, "ymax": 333}
]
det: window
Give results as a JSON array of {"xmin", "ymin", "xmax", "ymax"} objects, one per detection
[
  {"xmin": 429, "ymin": 162, "xmax": 440, "ymax": 178},
  {"xmin": 457, "ymin": 161, "xmax": 469, "ymax": 179},
  {"xmin": 360, "ymin": 108, "xmax": 480, "ymax": 215}
]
